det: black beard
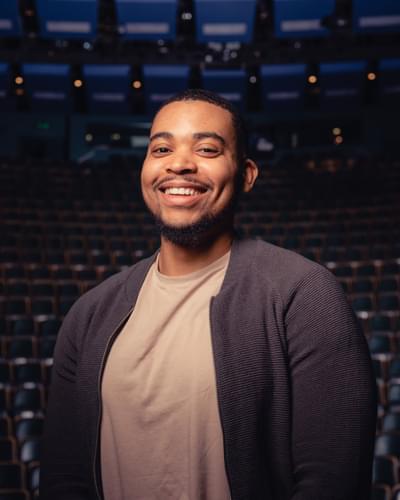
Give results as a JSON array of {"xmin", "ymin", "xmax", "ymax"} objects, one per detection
[
  {"xmin": 153, "ymin": 205, "xmax": 235, "ymax": 249},
  {"xmin": 148, "ymin": 172, "xmax": 243, "ymax": 249}
]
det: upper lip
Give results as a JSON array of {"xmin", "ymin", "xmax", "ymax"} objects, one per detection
[{"xmin": 155, "ymin": 179, "xmax": 210, "ymax": 193}]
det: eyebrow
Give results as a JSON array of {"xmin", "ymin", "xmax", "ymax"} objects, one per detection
[
  {"xmin": 149, "ymin": 131, "xmax": 226, "ymax": 147},
  {"xmin": 193, "ymin": 132, "xmax": 226, "ymax": 147},
  {"xmin": 149, "ymin": 132, "xmax": 173, "ymax": 143}
]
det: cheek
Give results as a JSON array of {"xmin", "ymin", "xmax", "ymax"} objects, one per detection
[
  {"xmin": 215, "ymin": 168, "xmax": 238, "ymax": 193},
  {"xmin": 140, "ymin": 167, "xmax": 157, "ymax": 208},
  {"xmin": 140, "ymin": 162, "xmax": 155, "ymax": 189}
]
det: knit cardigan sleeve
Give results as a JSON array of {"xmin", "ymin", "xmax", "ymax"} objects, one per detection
[
  {"xmin": 284, "ymin": 266, "xmax": 377, "ymax": 499},
  {"xmin": 40, "ymin": 299, "xmax": 91, "ymax": 500}
]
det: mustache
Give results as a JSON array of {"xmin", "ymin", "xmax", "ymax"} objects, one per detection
[{"xmin": 153, "ymin": 175, "xmax": 213, "ymax": 191}]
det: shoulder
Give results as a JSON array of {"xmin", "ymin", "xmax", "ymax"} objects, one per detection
[
  {"xmin": 231, "ymin": 238, "xmax": 342, "ymax": 307},
  {"xmin": 234, "ymin": 238, "xmax": 335, "ymax": 284},
  {"xmin": 60, "ymin": 254, "xmax": 156, "ymax": 330}
]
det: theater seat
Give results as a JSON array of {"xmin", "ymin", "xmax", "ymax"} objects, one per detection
[
  {"xmin": 378, "ymin": 295, "xmax": 400, "ymax": 312},
  {"xmin": 375, "ymin": 433, "xmax": 400, "ymax": 457},
  {"xmin": 75, "ymin": 268, "xmax": 97, "ymax": 281},
  {"xmin": 20, "ymin": 439, "xmax": 41, "ymax": 464},
  {"xmin": 52, "ymin": 266, "xmax": 73, "ymax": 279},
  {"xmin": 378, "ymin": 278, "xmax": 399, "ymax": 293},
  {"xmin": 91, "ymin": 252, "xmax": 111, "ymax": 266},
  {"xmin": 387, "ymin": 383, "xmax": 400, "ymax": 408},
  {"xmin": 372, "ymin": 455, "xmax": 399, "ymax": 486},
  {"xmin": 98, "ymin": 268, "xmax": 118, "ymax": 280},
  {"xmin": 38, "ymin": 338, "xmax": 56, "ymax": 359},
  {"xmin": 11, "ymin": 386, "xmax": 45, "ymax": 415},
  {"xmin": 0, "ymin": 360, "xmax": 11, "ymax": 385},
  {"xmin": 0, "ymin": 490, "xmax": 30, "ymax": 500},
  {"xmin": 15, "ymin": 417, "xmax": 44, "ymax": 443},
  {"xmin": 381, "ymin": 262, "xmax": 400, "ymax": 276},
  {"xmin": 4, "ymin": 267, "xmax": 25, "ymax": 279},
  {"xmin": 38, "ymin": 318, "xmax": 61, "ymax": 337},
  {"xmin": 5, "ymin": 299, "xmax": 27, "ymax": 315},
  {"xmin": 0, "ymin": 415, "xmax": 11, "ymax": 437},
  {"xmin": 6, "ymin": 282, "xmax": 29, "ymax": 296},
  {"xmin": 10, "ymin": 318, "xmax": 34, "ymax": 336},
  {"xmin": 0, "ymin": 491, "xmax": 30, "ymax": 500},
  {"xmin": 0, "ymin": 387, "xmax": 10, "ymax": 412},
  {"xmin": 371, "ymin": 483, "xmax": 390, "ymax": 500},
  {"xmin": 29, "ymin": 266, "xmax": 51, "ymax": 279},
  {"xmin": 58, "ymin": 298, "xmax": 75, "ymax": 316},
  {"xmin": 68, "ymin": 252, "xmax": 88, "ymax": 265},
  {"xmin": 5, "ymin": 338, "xmax": 36, "ymax": 359},
  {"xmin": 28, "ymin": 463, "xmax": 40, "ymax": 496},
  {"xmin": 389, "ymin": 358, "xmax": 400, "ymax": 381},
  {"xmin": 31, "ymin": 298, "xmax": 56, "ymax": 315},
  {"xmin": 376, "ymin": 379, "xmax": 388, "ymax": 407},
  {"xmin": 87, "ymin": 238, "xmax": 105, "ymax": 250},
  {"xmin": 356, "ymin": 263, "xmax": 377, "ymax": 277},
  {"xmin": 31, "ymin": 282, "xmax": 54, "ymax": 297},
  {"xmin": 352, "ymin": 295, "xmax": 374, "ymax": 314},
  {"xmin": 392, "ymin": 484, "xmax": 400, "ymax": 500},
  {"xmin": 114, "ymin": 253, "xmax": 133, "ymax": 266},
  {"xmin": 369, "ymin": 334, "xmax": 394, "ymax": 354},
  {"xmin": 56, "ymin": 282, "xmax": 80, "ymax": 297},
  {"xmin": 12, "ymin": 360, "xmax": 43, "ymax": 385},
  {"xmin": 0, "ymin": 462, "xmax": 26, "ymax": 490},
  {"xmin": 369, "ymin": 315, "xmax": 392, "ymax": 333},
  {"xmin": 372, "ymin": 356, "xmax": 389, "ymax": 380},
  {"xmin": 110, "ymin": 239, "xmax": 128, "ymax": 251},
  {"xmin": 352, "ymin": 279, "xmax": 374, "ymax": 293},
  {"xmin": 382, "ymin": 413, "xmax": 400, "ymax": 432},
  {"xmin": 0, "ymin": 437, "xmax": 17, "ymax": 461},
  {"xmin": 42, "ymin": 359, "xmax": 53, "ymax": 385},
  {"xmin": 332, "ymin": 265, "xmax": 353, "ymax": 278}
]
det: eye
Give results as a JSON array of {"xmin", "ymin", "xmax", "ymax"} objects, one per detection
[
  {"xmin": 196, "ymin": 145, "xmax": 220, "ymax": 156},
  {"xmin": 152, "ymin": 146, "xmax": 171, "ymax": 156},
  {"xmin": 199, "ymin": 147, "xmax": 216, "ymax": 152}
]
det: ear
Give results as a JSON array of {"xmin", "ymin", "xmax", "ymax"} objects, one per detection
[{"xmin": 242, "ymin": 158, "xmax": 259, "ymax": 193}]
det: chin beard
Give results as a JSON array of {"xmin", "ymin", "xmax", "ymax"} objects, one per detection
[
  {"xmin": 153, "ymin": 208, "xmax": 234, "ymax": 249},
  {"xmin": 149, "ymin": 176, "xmax": 243, "ymax": 249}
]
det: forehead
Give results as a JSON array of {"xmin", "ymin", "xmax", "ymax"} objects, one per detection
[{"xmin": 150, "ymin": 100, "xmax": 235, "ymax": 140}]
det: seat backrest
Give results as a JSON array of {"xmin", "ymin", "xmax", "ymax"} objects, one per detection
[
  {"xmin": 0, "ymin": 462, "xmax": 25, "ymax": 489},
  {"xmin": 375, "ymin": 433, "xmax": 400, "ymax": 457},
  {"xmin": 371, "ymin": 483, "xmax": 390, "ymax": 500},
  {"xmin": 373, "ymin": 455, "xmax": 398, "ymax": 486},
  {"xmin": 20, "ymin": 439, "xmax": 41, "ymax": 464},
  {"xmin": 383, "ymin": 413, "xmax": 400, "ymax": 433}
]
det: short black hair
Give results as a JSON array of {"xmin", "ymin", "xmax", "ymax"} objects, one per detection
[{"xmin": 155, "ymin": 88, "xmax": 249, "ymax": 166}]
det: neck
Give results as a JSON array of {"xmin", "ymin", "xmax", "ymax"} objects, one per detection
[{"xmin": 158, "ymin": 231, "xmax": 233, "ymax": 276}]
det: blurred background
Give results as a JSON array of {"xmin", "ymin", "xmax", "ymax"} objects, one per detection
[{"xmin": 0, "ymin": 1, "xmax": 400, "ymax": 499}]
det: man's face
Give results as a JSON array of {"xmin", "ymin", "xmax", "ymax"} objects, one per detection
[{"xmin": 141, "ymin": 100, "xmax": 240, "ymax": 244}]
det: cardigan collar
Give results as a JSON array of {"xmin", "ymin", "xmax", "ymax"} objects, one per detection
[{"xmin": 123, "ymin": 237, "xmax": 254, "ymax": 307}]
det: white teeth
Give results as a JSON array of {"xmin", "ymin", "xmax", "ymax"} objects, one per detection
[{"xmin": 164, "ymin": 187, "xmax": 200, "ymax": 196}]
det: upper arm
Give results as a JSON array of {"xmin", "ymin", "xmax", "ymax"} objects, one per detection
[
  {"xmin": 40, "ymin": 303, "xmax": 90, "ymax": 499},
  {"xmin": 285, "ymin": 267, "xmax": 377, "ymax": 499}
]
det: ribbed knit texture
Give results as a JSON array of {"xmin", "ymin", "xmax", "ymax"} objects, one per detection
[{"xmin": 41, "ymin": 239, "xmax": 377, "ymax": 500}]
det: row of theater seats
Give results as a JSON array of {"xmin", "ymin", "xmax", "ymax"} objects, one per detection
[
  {"xmin": 0, "ymin": 280, "xmax": 399, "ymax": 311},
  {"xmin": 1, "ymin": 274, "xmax": 398, "ymax": 294},
  {"xmin": 0, "ymin": 156, "xmax": 399, "ymax": 499},
  {"xmin": 0, "ymin": 242, "xmax": 396, "ymax": 262},
  {"xmin": 0, "ymin": 462, "xmax": 39, "ymax": 500}
]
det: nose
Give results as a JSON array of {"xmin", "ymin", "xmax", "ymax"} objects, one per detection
[{"xmin": 166, "ymin": 150, "xmax": 197, "ymax": 175}]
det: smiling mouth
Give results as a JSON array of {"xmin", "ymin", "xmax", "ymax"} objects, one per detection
[
  {"xmin": 163, "ymin": 187, "xmax": 204, "ymax": 196},
  {"xmin": 158, "ymin": 182, "xmax": 209, "ymax": 196}
]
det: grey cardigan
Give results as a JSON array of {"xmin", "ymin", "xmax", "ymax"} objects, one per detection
[{"xmin": 41, "ymin": 239, "xmax": 377, "ymax": 500}]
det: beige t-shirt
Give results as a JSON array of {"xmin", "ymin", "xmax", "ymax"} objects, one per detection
[{"xmin": 100, "ymin": 251, "xmax": 231, "ymax": 500}]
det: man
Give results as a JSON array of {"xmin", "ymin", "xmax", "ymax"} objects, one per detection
[{"xmin": 41, "ymin": 89, "xmax": 376, "ymax": 500}]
